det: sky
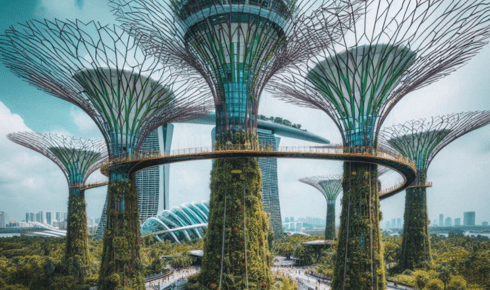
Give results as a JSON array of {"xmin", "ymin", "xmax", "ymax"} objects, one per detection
[{"xmin": 0, "ymin": 0, "xmax": 489, "ymax": 229}]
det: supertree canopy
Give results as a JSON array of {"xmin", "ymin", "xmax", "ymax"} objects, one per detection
[
  {"xmin": 108, "ymin": 1, "xmax": 362, "ymax": 289},
  {"xmin": 110, "ymin": 0, "xmax": 359, "ymax": 139},
  {"xmin": 0, "ymin": 19, "xmax": 211, "ymax": 289},
  {"xmin": 381, "ymin": 111, "xmax": 490, "ymax": 270},
  {"xmin": 299, "ymin": 176, "xmax": 342, "ymax": 240},
  {"xmin": 268, "ymin": 1, "xmax": 490, "ymax": 289},
  {"xmin": 6, "ymin": 132, "xmax": 106, "ymax": 279}
]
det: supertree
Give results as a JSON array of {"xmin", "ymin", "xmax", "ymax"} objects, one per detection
[
  {"xmin": 6, "ymin": 132, "xmax": 106, "ymax": 279},
  {"xmin": 380, "ymin": 111, "xmax": 490, "ymax": 270},
  {"xmin": 299, "ymin": 175, "xmax": 342, "ymax": 240},
  {"xmin": 0, "ymin": 20, "xmax": 211, "ymax": 289},
  {"xmin": 267, "ymin": 1, "xmax": 490, "ymax": 288},
  {"xmin": 108, "ymin": 0, "xmax": 362, "ymax": 288}
]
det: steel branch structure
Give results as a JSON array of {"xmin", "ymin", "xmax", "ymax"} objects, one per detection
[
  {"xmin": 0, "ymin": 20, "xmax": 211, "ymax": 157},
  {"xmin": 110, "ymin": 0, "xmax": 361, "ymax": 138},
  {"xmin": 6, "ymin": 132, "xmax": 106, "ymax": 277},
  {"xmin": 7, "ymin": 132, "xmax": 107, "ymax": 187},
  {"xmin": 108, "ymin": 1, "xmax": 364, "ymax": 288},
  {"xmin": 299, "ymin": 175, "xmax": 342, "ymax": 240},
  {"xmin": 380, "ymin": 111, "xmax": 490, "ymax": 270},
  {"xmin": 0, "ymin": 19, "xmax": 212, "ymax": 290},
  {"xmin": 267, "ymin": 1, "xmax": 490, "ymax": 289}
]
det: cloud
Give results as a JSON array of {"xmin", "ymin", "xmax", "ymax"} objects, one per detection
[
  {"xmin": 70, "ymin": 106, "xmax": 98, "ymax": 133},
  {"xmin": 35, "ymin": 0, "xmax": 117, "ymax": 24},
  {"xmin": 0, "ymin": 101, "xmax": 67, "ymax": 221}
]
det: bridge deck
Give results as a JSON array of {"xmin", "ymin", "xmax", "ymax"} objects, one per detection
[{"xmin": 101, "ymin": 145, "xmax": 417, "ymax": 198}]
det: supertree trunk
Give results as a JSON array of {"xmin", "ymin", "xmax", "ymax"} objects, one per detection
[
  {"xmin": 98, "ymin": 169, "xmax": 145, "ymax": 290},
  {"xmin": 325, "ymin": 200, "xmax": 336, "ymax": 240},
  {"xmin": 333, "ymin": 162, "xmax": 385, "ymax": 290},
  {"xmin": 196, "ymin": 133, "xmax": 273, "ymax": 290},
  {"xmin": 65, "ymin": 187, "xmax": 90, "ymax": 280},
  {"xmin": 398, "ymin": 185, "xmax": 431, "ymax": 270}
]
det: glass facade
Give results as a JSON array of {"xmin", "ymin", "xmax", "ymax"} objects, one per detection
[{"xmin": 140, "ymin": 201, "xmax": 209, "ymax": 244}]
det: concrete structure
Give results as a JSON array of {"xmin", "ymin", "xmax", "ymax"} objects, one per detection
[
  {"xmin": 46, "ymin": 211, "xmax": 53, "ymax": 226},
  {"xmin": 483, "ymin": 221, "xmax": 488, "ymax": 226},
  {"xmin": 439, "ymin": 214, "xmax": 444, "ymax": 229},
  {"xmin": 464, "ymin": 211, "xmax": 476, "ymax": 226},
  {"xmin": 397, "ymin": 218, "xmax": 402, "ymax": 229}
]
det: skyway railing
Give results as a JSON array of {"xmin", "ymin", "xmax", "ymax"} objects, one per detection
[{"xmin": 105, "ymin": 144, "xmax": 415, "ymax": 170}]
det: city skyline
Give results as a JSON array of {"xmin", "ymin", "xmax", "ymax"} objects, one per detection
[{"xmin": 1, "ymin": 0, "xmax": 490, "ymax": 229}]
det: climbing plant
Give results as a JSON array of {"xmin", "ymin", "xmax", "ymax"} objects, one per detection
[
  {"xmin": 188, "ymin": 131, "xmax": 273, "ymax": 289},
  {"xmin": 98, "ymin": 175, "xmax": 145, "ymax": 290},
  {"xmin": 332, "ymin": 162, "xmax": 386, "ymax": 290}
]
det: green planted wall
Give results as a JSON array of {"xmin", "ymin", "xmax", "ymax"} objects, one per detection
[
  {"xmin": 332, "ymin": 162, "xmax": 386, "ymax": 290},
  {"xmin": 64, "ymin": 187, "xmax": 90, "ymax": 280},
  {"xmin": 326, "ymin": 200, "xmax": 336, "ymax": 240},
  {"xmin": 398, "ymin": 185, "xmax": 431, "ymax": 270},
  {"xmin": 98, "ymin": 171, "xmax": 145, "ymax": 290},
  {"xmin": 189, "ymin": 132, "xmax": 273, "ymax": 289}
]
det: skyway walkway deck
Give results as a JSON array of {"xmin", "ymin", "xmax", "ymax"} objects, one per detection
[{"xmin": 101, "ymin": 145, "xmax": 417, "ymax": 198}]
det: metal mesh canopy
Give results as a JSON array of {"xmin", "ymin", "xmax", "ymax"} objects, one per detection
[
  {"xmin": 109, "ymin": 0, "xmax": 361, "ymax": 136},
  {"xmin": 381, "ymin": 111, "xmax": 490, "ymax": 180},
  {"xmin": 0, "ymin": 19, "xmax": 212, "ymax": 157},
  {"xmin": 6, "ymin": 132, "xmax": 107, "ymax": 187},
  {"xmin": 269, "ymin": 0, "xmax": 490, "ymax": 147},
  {"xmin": 140, "ymin": 201, "xmax": 209, "ymax": 244},
  {"xmin": 299, "ymin": 175, "xmax": 342, "ymax": 201}
]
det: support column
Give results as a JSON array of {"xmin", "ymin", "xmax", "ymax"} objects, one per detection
[
  {"xmin": 65, "ymin": 187, "xmax": 90, "ymax": 280},
  {"xmin": 194, "ymin": 132, "xmax": 273, "ymax": 289},
  {"xmin": 98, "ymin": 169, "xmax": 145, "ymax": 290},
  {"xmin": 333, "ymin": 162, "xmax": 386, "ymax": 290},
  {"xmin": 325, "ymin": 199, "xmax": 336, "ymax": 240},
  {"xmin": 398, "ymin": 185, "xmax": 431, "ymax": 270}
]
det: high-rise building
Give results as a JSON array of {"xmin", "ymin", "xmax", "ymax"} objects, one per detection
[
  {"xmin": 482, "ymin": 221, "xmax": 488, "ymax": 226},
  {"xmin": 455, "ymin": 218, "xmax": 461, "ymax": 226},
  {"xmin": 257, "ymin": 129, "xmax": 283, "ymax": 238},
  {"xmin": 445, "ymin": 217, "xmax": 452, "ymax": 227},
  {"xmin": 464, "ymin": 211, "xmax": 476, "ymax": 226},
  {"xmin": 36, "ymin": 211, "xmax": 44, "ymax": 224},
  {"xmin": 439, "ymin": 214, "xmax": 444, "ymax": 229},
  {"xmin": 397, "ymin": 218, "xmax": 402, "ymax": 229},
  {"xmin": 0, "ymin": 212, "xmax": 7, "ymax": 228},
  {"xmin": 290, "ymin": 217, "xmax": 294, "ymax": 222},
  {"xmin": 433, "ymin": 220, "xmax": 438, "ymax": 227},
  {"xmin": 285, "ymin": 217, "xmax": 289, "ymax": 223},
  {"xmin": 25, "ymin": 213, "xmax": 30, "ymax": 223},
  {"xmin": 391, "ymin": 218, "xmax": 396, "ymax": 228},
  {"xmin": 63, "ymin": 212, "xmax": 67, "ymax": 222},
  {"xmin": 28, "ymin": 212, "xmax": 34, "ymax": 223},
  {"xmin": 386, "ymin": 221, "xmax": 391, "ymax": 229},
  {"xmin": 56, "ymin": 212, "xmax": 62, "ymax": 222},
  {"xmin": 46, "ymin": 211, "xmax": 53, "ymax": 225}
]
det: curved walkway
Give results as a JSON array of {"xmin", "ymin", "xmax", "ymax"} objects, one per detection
[{"xmin": 102, "ymin": 145, "xmax": 417, "ymax": 198}]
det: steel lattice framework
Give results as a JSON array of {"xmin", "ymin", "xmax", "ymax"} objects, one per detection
[
  {"xmin": 268, "ymin": 0, "xmax": 490, "ymax": 147},
  {"xmin": 380, "ymin": 111, "xmax": 490, "ymax": 270},
  {"xmin": 299, "ymin": 175, "xmax": 341, "ymax": 240},
  {"xmin": 109, "ymin": 0, "xmax": 362, "ymax": 137},
  {"xmin": 381, "ymin": 111, "xmax": 490, "ymax": 184},
  {"xmin": 6, "ymin": 132, "xmax": 107, "ymax": 187},
  {"xmin": 0, "ymin": 19, "xmax": 212, "ymax": 157}
]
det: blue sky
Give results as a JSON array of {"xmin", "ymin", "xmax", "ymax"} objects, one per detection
[{"xmin": 0, "ymin": 0, "xmax": 490, "ymax": 229}]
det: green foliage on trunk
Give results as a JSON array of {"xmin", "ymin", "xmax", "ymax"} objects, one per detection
[
  {"xmin": 326, "ymin": 201, "xmax": 336, "ymax": 240},
  {"xmin": 398, "ymin": 186, "xmax": 432, "ymax": 270},
  {"xmin": 64, "ymin": 188, "xmax": 90, "ymax": 281},
  {"xmin": 332, "ymin": 162, "xmax": 386, "ymax": 290},
  {"xmin": 98, "ymin": 173, "xmax": 145, "ymax": 290},
  {"xmin": 188, "ymin": 131, "xmax": 273, "ymax": 289}
]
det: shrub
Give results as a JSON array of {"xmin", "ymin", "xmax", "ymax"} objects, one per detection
[{"xmin": 425, "ymin": 278, "xmax": 444, "ymax": 290}]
